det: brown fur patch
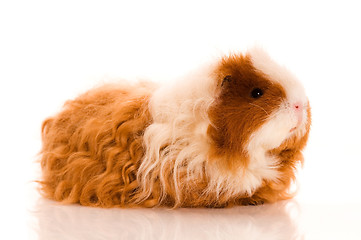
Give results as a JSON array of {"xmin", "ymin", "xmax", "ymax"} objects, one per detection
[{"xmin": 207, "ymin": 54, "xmax": 286, "ymax": 171}]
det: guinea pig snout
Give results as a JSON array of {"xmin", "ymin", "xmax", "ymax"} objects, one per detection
[{"xmin": 290, "ymin": 102, "xmax": 304, "ymax": 131}]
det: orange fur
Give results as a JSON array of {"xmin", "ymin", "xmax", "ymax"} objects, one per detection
[{"xmin": 40, "ymin": 83, "xmax": 158, "ymax": 207}]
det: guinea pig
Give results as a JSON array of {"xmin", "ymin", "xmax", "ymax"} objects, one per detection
[{"xmin": 39, "ymin": 48, "xmax": 311, "ymax": 208}]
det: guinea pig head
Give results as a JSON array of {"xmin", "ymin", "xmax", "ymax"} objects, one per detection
[{"xmin": 207, "ymin": 48, "xmax": 310, "ymax": 185}]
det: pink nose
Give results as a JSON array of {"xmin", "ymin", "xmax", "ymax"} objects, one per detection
[
  {"xmin": 294, "ymin": 102, "xmax": 303, "ymax": 111},
  {"xmin": 293, "ymin": 102, "xmax": 303, "ymax": 127}
]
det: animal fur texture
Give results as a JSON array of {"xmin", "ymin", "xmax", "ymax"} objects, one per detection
[{"xmin": 39, "ymin": 48, "xmax": 311, "ymax": 208}]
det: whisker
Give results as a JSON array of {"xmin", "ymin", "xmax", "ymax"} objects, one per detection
[{"xmin": 249, "ymin": 103, "xmax": 270, "ymax": 117}]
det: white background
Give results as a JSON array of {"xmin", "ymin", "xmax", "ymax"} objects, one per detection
[{"xmin": 1, "ymin": 0, "xmax": 361, "ymax": 239}]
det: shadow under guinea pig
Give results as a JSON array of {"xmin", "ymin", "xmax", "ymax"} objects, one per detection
[{"xmin": 29, "ymin": 199, "xmax": 303, "ymax": 240}]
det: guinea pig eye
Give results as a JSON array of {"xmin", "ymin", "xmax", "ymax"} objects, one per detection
[
  {"xmin": 221, "ymin": 75, "xmax": 232, "ymax": 86},
  {"xmin": 251, "ymin": 88, "xmax": 264, "ymax": 98}
]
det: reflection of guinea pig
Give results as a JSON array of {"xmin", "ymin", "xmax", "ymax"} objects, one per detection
[
  {"xmin": 39, "ymin": 48, "xmax": 311, "ymax": 208},
  {"xmin": 32, "ymin": 198, "xmax": 301, "ymax": 240}
]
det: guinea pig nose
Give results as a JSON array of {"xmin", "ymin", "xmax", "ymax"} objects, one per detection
[
  {"xmin": 294, "ymin": 102, "xmax": 303, "ymax": 111},
  {"xmin": 292, "ymin": 102, "xmax": 304, "ymax": 129}
]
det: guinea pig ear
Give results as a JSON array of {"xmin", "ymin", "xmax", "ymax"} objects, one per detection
[{"xmin": 221, "ymin": 75, "xmax": 232, "ymax": 87}]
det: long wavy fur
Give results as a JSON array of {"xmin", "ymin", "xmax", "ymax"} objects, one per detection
[
  {"xmin": 40, "ymin": 82, "xmax": 159, "ymax": 207},
  {"xmin": 39, "ymin": 51, "xmax": 311, "ymax": 208}
]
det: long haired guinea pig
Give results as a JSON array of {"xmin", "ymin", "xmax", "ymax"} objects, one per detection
[{"xmin": 39, "ymin": 48, "xmax": 311, "ymax": 208}]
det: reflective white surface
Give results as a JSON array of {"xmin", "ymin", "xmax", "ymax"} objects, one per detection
[
  {"xmin": 26, "ymin": 197, "xmax": 361, "ymax": 240},
  {"xmin": 29, "ymin": 199, "xmax": 301, "ymax": 240}
]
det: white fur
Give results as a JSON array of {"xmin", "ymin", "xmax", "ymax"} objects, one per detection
[
  {"xmin": 243, "ymin": 48, "xmax": 310, "ymax": 191},
  {"xmin": 137, "ymin": 64, "xmax": 217, "ymax": 203},
  {"xmin": 137, "ymin": 49, "xmax": 308, "ymax": 204},
  {"xmin": 248, "ymin": 47, "xmax": 309, "ymax": 146},
  {"xmin": 248, "ymin": 47, "xmax": 308, "ymax": 106}
]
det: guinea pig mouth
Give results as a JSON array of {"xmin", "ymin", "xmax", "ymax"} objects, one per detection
[{"xmin": 290, "ymin": 127, "xmax": 297, "ymax": 132}]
